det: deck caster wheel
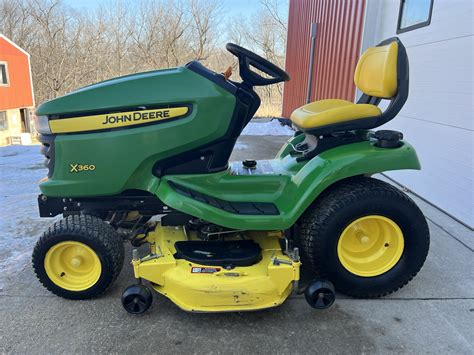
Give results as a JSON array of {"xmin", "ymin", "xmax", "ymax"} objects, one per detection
[
  {"xmin": 305, "ymin": 279, "xmax": 336, "ymax": 309},
  {"xmin": 122, "ymin": 284, "xmax": 153, "ymax": 314}
]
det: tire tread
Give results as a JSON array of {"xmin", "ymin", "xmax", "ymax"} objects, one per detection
[
  {"xmin": 32, "ymin": 214, "xmax": 124, "ymax": 300},
  {"xmin": 299, "ymin": 177, "xmax": 429, "ymax": 298}
]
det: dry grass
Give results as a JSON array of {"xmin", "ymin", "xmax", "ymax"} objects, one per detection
[{"xmin": 255, "ymin": 100, "xmax": 284, "ymax": 118}]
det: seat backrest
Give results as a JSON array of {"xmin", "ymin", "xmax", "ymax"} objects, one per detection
[
  {"xmin": 354, "ymin": 41, "xmax": 398, "ymax": 99},
  {"xmin": 355, "ymin": 37, "xmax": 409, "ymax": 128},
  {"xmin": 291, "ymin": 38, "xmax": 408, "ymax": 136}
]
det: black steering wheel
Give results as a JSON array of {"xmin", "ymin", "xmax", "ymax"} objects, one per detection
[{"xmin": 226, "ymin": 43, "xmax": 290, "ymax": 87}]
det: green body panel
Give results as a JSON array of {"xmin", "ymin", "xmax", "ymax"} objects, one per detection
[
  {"xmin": 155, "ymin": 138, "xmax": 421, "ymax": 230},
  {"xmin": 37, "ymin": 64, "xmax": 421, "ymax": 231},
  {"xmin": 39, "ymin": 67, "xmax": 236, "ymax": 196},
  {"xmin": 275, "ymin": 133, "xmax": 305, "ymax": 159},
  {"xmin": 37, "ymin": 67, "xmax": 201, "ymax": 116}
]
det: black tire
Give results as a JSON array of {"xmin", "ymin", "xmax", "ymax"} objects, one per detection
[
  {"xmin": 32, "ymin": 214, "xmax": 125, "ymax": 300},
  {"xmin": 305, "ymin": 279, "xmax": 336, "ymax": 309},
  {"xmin": 298, "ymin": 177, "xmax": 430, "ymax": 298},
  {"xmin": 122, "ymin": 284, "xmax": 153, "ymax": 314},
  {"xmin": 64, "ymin": 211, "xmax": 152, "ymax": 229}
]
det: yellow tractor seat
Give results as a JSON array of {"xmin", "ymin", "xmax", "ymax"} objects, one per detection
[
  {"xmin": 289, "ymin": 37, "xmax": 409, "ymax": 136},
  {"xmin": 290, "ymin": 99, "xmax": 382, "ymax": 130}
]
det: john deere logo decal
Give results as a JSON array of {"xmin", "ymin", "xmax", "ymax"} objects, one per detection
[
  {"xmin": 49, "ymin": 106, "xmax": 189, "ymax": 134},
  {"xmin": 102, "ymin": 109, "xmax": 173, "ymax": 125}
]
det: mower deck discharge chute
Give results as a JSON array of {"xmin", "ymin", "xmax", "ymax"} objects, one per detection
[{"xmin": 32, "ymin": 37, "xmax": 430, "ymax": 314}]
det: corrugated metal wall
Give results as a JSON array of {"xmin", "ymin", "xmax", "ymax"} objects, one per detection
[{"xmin": 282, "ymin": 0, "xmax": 366, "ymax": 117}]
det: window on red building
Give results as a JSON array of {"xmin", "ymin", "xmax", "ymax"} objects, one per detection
[{"xmin": 0, "ymin": 62, "xmax": 9, "ymax": 86}]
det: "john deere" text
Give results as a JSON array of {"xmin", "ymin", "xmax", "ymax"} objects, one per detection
[{"xmin": 102, "ymin": 110, "xmax": 171, "ymax": 125}]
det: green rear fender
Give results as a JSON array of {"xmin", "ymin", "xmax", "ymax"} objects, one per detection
[{"xmin": 155, "ymin": 139, "xmax": 421, "ymax": 230}]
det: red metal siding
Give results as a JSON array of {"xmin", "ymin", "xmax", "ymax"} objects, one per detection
[
  {"xmin": 282, "ymin": 0, "xmax": 366, "ymax": 117},
  {"xmin": 0, "ymin": 36, "xmax": 34, "ymax": 111}
]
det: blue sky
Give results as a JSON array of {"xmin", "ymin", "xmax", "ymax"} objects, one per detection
[
  {"xmin": 62, "ymin": 0, "xmax": 289, "ymax": 47},
  {"xmin": 63, "ymin": 0, "xmax": 267, "ymax": 18}
]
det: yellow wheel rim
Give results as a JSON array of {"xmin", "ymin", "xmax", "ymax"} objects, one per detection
[
  {"xmin": 44, "ymin": 241, "xmax": 102, "ymax": 291},
  {"xmin": 337, "ymin": 216, "xmax": 404, "ymax": 277}
]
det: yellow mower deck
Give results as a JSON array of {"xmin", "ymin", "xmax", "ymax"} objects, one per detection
[{"xmin": 132, "ymin": 225, "xmax": 300, "ymax": 312}]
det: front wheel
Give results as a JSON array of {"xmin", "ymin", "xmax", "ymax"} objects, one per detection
[
  {"xmin": 298, "ymin": 177, "xmax": 430, "ymax": 298},
  {"xmin": 32, "ymin": 215, "xmax": 125, "ymax": 299},
  {"xmin": 65, "ymin": 211, "xmax": 152, "ymax": 229}
]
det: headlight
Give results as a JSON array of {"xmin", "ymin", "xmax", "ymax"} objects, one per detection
[{"xmin": 34, "ymin": 114, "xmax": 52, "ymax": 134}]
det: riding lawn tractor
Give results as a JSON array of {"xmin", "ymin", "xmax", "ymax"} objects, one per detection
[{"xmin": 32, "ymin": 37, "xmax": 429, "ymax": 314}]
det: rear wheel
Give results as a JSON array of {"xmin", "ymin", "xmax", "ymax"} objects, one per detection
[
  {"xmin": 33, "ymin": 215, "xmax": 125, "ymax": 299},
  {"xmin": 298, "ymin": 177, "xmax": 430, "ymax": 298}
]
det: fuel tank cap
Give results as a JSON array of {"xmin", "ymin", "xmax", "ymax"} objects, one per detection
[{"xmin": 242, "ymin": 159, "xmax": 257, "ymax": 169}]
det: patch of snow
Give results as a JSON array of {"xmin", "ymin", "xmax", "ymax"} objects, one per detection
[
  {"xmin": 233, "ymin": 142, "xmax": 249, "ymax": 150},
  {"xmin": 0, "ymin": 145, "xmax": 53, "ymax": 287},
  {"xmin": 242, "ymin": 119, "xmax": 293, "ymax": 136}
]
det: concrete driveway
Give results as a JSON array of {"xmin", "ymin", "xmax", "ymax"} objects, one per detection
[{"xmin": 0, "ymin": 135, "xmax": 473, "ymax": 354}]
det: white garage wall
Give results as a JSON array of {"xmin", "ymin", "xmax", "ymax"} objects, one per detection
[{"xmin": 361, "ymin": 0, "xmax": 474, "ymax": 228}]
